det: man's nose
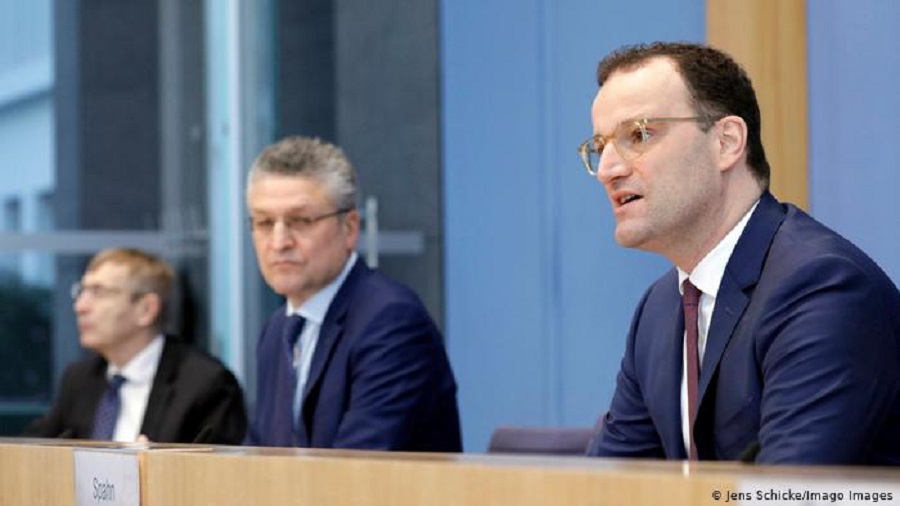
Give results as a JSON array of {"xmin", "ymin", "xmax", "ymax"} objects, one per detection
[
  {"xmin": 269, "ymin": 221, "xmax": 295, "ymax": 249},
  {"xmin": 595, "ymin": 143, "xmax": 630, "ymax": 184},
  {"xmin": 73, "ymin": 294, "xmax": 89, "ymax": 314}
]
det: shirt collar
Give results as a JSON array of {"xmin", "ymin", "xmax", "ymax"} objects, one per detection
[
  {"xmin": 678, "ymin": 200, "xmax": 760, "ymax": 297},
  {"xmin": 286, "ymin": 251, "xmax": 358, "ymax": 325},
  {"xmin": 107, "ymin": 334, "xmax": 165, "ymax": 386}
]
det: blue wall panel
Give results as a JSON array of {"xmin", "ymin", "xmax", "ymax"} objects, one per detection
[
  {"xmin": 442, "ymin": 0, "xmax": 551, "ymax": 453},
  {"xmin": 808, "ymin": 1, "xmax": 900, "ymax": 284}
]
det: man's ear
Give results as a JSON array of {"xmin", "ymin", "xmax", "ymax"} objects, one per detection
[
  {"xmin": 136, "ymin": 293, "xmax": 162, "ymax": 328},
  {"xmin": 716, "ymin": 115, "xmax": 748, "ymax": 170},
  {"xmin": 344, "ymin": 208, "xmax": 360, "ymax": 233},
  {"xmin": 342, "ymin": 208, "xmax": 361, "ymax": 248}
]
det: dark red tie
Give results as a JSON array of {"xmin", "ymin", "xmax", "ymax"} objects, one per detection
[{"xmin": 682, "ymin": 279, "xmax": 701, "ymax": 460}]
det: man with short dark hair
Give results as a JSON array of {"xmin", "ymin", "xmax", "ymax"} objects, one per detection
[
  {"xmin": 581, "ymin": 42, "xmax": 900, "ymax": 464},
  {"xmin": 244, "ymin": 136, "xmax": 461, "ymax": 451},
  {"xmin": 24, "ymin": 248, "xmax": 247, "ymax": 443}
]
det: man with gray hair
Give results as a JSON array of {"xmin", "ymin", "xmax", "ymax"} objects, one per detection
[{"xmin": 244, "ymin": 136, "xmax": 461, "ymax": 451}]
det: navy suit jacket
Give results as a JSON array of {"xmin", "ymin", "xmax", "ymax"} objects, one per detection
[
  {"xmin": 23, "ymin": 337, "xmax": 247, "ymax": 444},
  {"xmin": 589, "ymin": 192, "xmax": 900, "ymax": 464},
  {"xmin": 247, "ymin": 260, "xmax": 462, "ymax": 451}
]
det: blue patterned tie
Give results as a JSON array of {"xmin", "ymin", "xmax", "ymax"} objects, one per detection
[
  {"xmin": 285, "ymin": 315, "xmax": 306, "ymax": 428},
  {"xmin": 91, "ymin": 374, "xmax": 126, "ymax": 440},
  {"xmin": 271, "ymin": 315, "xmax": 305, "ymax": 442}
]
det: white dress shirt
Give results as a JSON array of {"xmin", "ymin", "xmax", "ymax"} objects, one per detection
[{"xmin": 105, "ymin": 334, "xmax": 165, "ymax": 442}]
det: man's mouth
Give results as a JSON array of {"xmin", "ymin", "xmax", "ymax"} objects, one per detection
[
  {"xmin": 616, "ymin": 194, "xmax": 643, "ymax": 207},
  {"xmin": 271, "ymin": 259, "xmax": 300, "ymax": 267}
]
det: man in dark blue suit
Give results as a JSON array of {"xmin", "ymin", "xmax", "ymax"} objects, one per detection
[
  {"xmin": 244, "ymin": 136, "xmax": 461, "ymax": 451},
  {"xmin": 580, "ymin": 42, "xmax": 900, "ymax": 464}
]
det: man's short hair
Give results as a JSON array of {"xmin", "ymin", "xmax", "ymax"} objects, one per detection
[
  {"xmin": 247, "ymin": 136, "xmax": 358, "ymax": 212},
  {"xmin": 597, "ymin": 42, "xmax": 770, "ymax": 188},
  {"xmin": 86, "ymin": 248, "xmax": 175, "ymax": 330}
]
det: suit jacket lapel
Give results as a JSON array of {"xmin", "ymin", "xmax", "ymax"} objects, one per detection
[
  {"xmin": 699, "ymin": 273, "xmax": 749, "ymax": 404},
  {"xmin": 140, "ymin": 337, "xmax": 178, "ymax": 439},
  {"xmin": 298, "ymin": 260, "xmax": 367, "ymax": 439},
  {"xmin": 698, "ymin": 192, "xmax": 786, "ymax": 408},
  {"xmin": 661, "ymin": 282, "xmax": 689, "ymax": 459},
  {"xmin": 79, "ymin": 356, "xmax": 112, "ymax": 438},
  {"xmin": 263, "ymin": 311, "xmax": 304, "ymax": 447}
]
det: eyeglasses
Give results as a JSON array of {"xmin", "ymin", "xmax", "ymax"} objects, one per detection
[
  {"xmin": 70, "ymin": 282, "xmax": 139, "ymax": 301},
  {"xmin": 249, "ymin": 208, "xmax": 352, "ymax": 237},
  {"xmin": 577, "ymin": 117, "xmax": 713, "ymax": 176}
]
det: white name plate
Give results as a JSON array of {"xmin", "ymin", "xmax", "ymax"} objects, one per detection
[{"xmin": 74, "ymin": 449, "xmax": 141, "ymax": 506}]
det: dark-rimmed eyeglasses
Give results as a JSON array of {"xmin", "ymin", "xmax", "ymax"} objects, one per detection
[
  {"xmin": 249, "ymin": 208, "xmax": 352, "ymax": 237},
  {"xmin": 70, "ymin": 282, "xmax": 143, "ymax": 301},
  {"xmin": 577, "ymin": 117, "xmax": 714, "ymax": 176}
]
